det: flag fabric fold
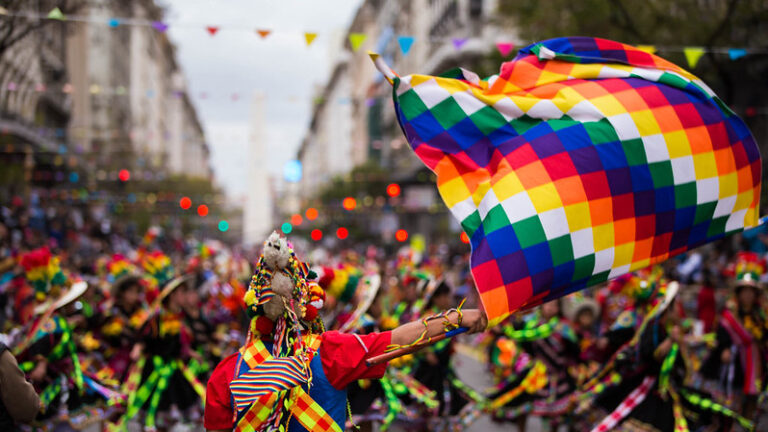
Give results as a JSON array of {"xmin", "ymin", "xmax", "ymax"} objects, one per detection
[{"xmin": 377, "ymin": 37, "xmax": 761, "ymax": 324}]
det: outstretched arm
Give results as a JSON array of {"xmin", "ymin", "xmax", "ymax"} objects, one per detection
[{"xmin": 390, "ymin": 308, "xmax": 487, "ymax": 347}]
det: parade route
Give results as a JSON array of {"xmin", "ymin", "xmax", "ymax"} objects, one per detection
[{"xmin": 452, "ymin": 343, "xmax": 549, "ymax": 432}]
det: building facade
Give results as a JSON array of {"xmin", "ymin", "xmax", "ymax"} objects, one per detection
[
  {"xmin": 67, "ymin": 0, "xmax": 211, "ymax": 181},
  {"xmin": 0, "ymin": 1, "xmax": 74, "ymax": 198},
  {"xmin": 294, "ymin": 0, "xmax": 511, "ymax": 243}
]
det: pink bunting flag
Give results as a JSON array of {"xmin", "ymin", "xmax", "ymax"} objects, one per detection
[
  {"xmin": 496, "ymin": 41, "xmax": 514, "ymax": 57},
  {"xmin": 206, "ymin": 26, "xmax": 219, "ymax": 36}
]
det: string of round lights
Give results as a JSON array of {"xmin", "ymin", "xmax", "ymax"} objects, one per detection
[
  {"xmin": 275, "ymin": 182, "xmax": 467, "ymax": 243},
  {"xmin": 336, "ymin": 227, "xmax": 348, "ymax": 240},
  {"xmin": 342, "ymin": 197, "xmax": 357, "ymax": 211}
]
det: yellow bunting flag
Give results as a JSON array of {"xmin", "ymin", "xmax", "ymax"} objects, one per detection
[
  {"xmin": 256, "ymin": 29, "xmax": 271, "ymax": 39},
  {"xmin": 683, "ymin": 47, "xmax": 705, "ymax": 68},
  {"xmin": 47, "ymin": 7, "xmax": 65, "ymax": 20},
  {"xmin": 349, "ymin": 33, "xmax": 367, "ymax": 51},
  {"xmin": 636, "ymin": 45, "xmax": 657, "ymax": 54},
  {"xmin": 0, "ymin": 7, "xmax": 8, "ymax": 15},
  {"xmin": 304, "ymin": 33, "xmax": 317, "ymax": 46}
]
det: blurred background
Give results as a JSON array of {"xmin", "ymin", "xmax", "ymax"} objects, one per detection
[
  {"xmin": 0, "ymin": 0, "xmax": 766, "ymax": 250},
  {"xmin": 1, "ymin": 2, "xmax": 767, "ymax": 431}
]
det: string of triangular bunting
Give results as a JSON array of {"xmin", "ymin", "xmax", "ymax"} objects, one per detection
[
  {"xmin": 0, "ymin": 7, "xmax": 764, "ymax": 67},
  {"xmin": 5, "ymin": 78, "xmax": 768, "ymax": 121}
]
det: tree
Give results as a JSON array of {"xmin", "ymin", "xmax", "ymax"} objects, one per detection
[
  {"xmin": 497, "ymin": 0, "xmax": 768, "ymax": 101},
  {"xmin": 0, "ymin": 0, "xmax": 86, "ymax": 58}
]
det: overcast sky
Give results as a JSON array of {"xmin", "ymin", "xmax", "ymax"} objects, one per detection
[{"xmin": 162, "ymin": 0, "xmax": 362, "ymax": 200}]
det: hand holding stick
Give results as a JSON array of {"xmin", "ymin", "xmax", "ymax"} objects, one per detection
[
  {"xmin": 366, "ymin": 327, "xmax": 468, "ymax": 366},
  {"xmin": 366, "ymin": 307, "xmax": 487, "ymax": 366}
]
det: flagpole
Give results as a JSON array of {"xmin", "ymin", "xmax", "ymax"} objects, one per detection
[{"xmin": 365, "ymin": 327, "xmax": 468, "ymax": 366}]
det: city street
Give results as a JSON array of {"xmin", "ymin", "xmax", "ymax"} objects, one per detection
[
  {"xmin": 451, "ymin": 343, "xmax": 549, "ymax": 432},
  {"xmin": 1, "ymin": 1, "xmax": 767, "ymax": 431}
]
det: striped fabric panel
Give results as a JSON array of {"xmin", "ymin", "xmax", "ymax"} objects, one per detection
[
  {"xmin": 232, "ymin": 336, "xmax": 339, "ymax": 432},
  {"xmin": 230, "ymin": 356, "xmax": 308, "ymax": 411},
  {"xmin": 590, "ymin": 376, "xmax": 656, "ymax": 432}
]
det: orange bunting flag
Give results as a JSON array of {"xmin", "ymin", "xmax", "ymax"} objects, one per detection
[{"xmin": 257, "ymin": 29, "xmax": 271, "ymax": 39}]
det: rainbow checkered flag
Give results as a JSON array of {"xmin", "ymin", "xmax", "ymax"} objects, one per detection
[{"xmin": 373, "ymin": 37, "xmax": 761, "ymax": 324}]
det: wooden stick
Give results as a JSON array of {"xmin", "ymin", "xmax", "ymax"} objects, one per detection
[{"xmin": 365, "ymin": 327, "xmax": 469, "ymax": 366}]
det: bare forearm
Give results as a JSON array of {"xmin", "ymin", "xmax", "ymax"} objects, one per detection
[
  {"xmin": 390, "ymin": 309, "xmax": 486, "ymax": 347},
  {"xmin": 391, "ymin": 311, "xmax": 458, "ymax": 347}
]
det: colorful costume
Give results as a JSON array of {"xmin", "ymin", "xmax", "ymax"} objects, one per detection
[
  {"xmin": 487, "ymin": 307, "xmax": 579, "ymax": 426},
  {"xmin": 583, "ymin": 282, "xmax": 753, "ymax": 431},
  {"xmin": 204, "ymin": 232, "xmax": 391, "ymax": 432},
  {"xmin": 96, "ymin": 256, "xmax": 147, "ymax": 381},
  {"xmin": 14, "ymin": 248, "xmax": 94, "ymax": 421},
  {"xmin": 115, "ymin": 254, "xmax": 204, "ymax": 430},
  {"xmin": 700, "ymin": 251, "xmax": 768, "ymax": 423}
]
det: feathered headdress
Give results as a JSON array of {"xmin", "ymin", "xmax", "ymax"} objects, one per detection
[
  {"xmin": 107, "ymin": 254, "xmax": 137, "ymax": 283},
  {"xmin": 317, "ymin": 265, "xmax": 361, "ymax": 303},
  {"xmin": 627, "ymin": 266, "xmax": 665, "ymax": 303},
  {"xmin": 20, "ymin": 247, "xmax": 67, "ymax": 301},
  {"xmin": 730, "ymin": 251, "xmax": 766, "ymax": 287},
  {"xmin": 141, "ymin": 251, "xmax": 174, "ymax": 289}
]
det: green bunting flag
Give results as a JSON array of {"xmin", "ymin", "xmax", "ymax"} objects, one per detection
[{"xmin": 47, "ymin": 7, "xmax": 65, "ymax": 21}]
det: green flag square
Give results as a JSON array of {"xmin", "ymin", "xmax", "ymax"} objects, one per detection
[{"xmin": 512, "ymin": 216, "xmax": 547, "ymax": 248}]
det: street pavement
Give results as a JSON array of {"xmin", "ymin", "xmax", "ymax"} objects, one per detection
[{"xmin": 452, "ymin": 342, "xmax": 549, "ymax": 432}]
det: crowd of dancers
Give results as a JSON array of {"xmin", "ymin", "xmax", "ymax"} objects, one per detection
[{"xmin": 2, "ymin": 195, "xmax": 768, "ymax": 431}]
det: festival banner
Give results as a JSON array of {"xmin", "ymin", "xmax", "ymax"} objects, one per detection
[{"xmin": 373, "ymin": 37, "xmax": 762, "ymax": 324}]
